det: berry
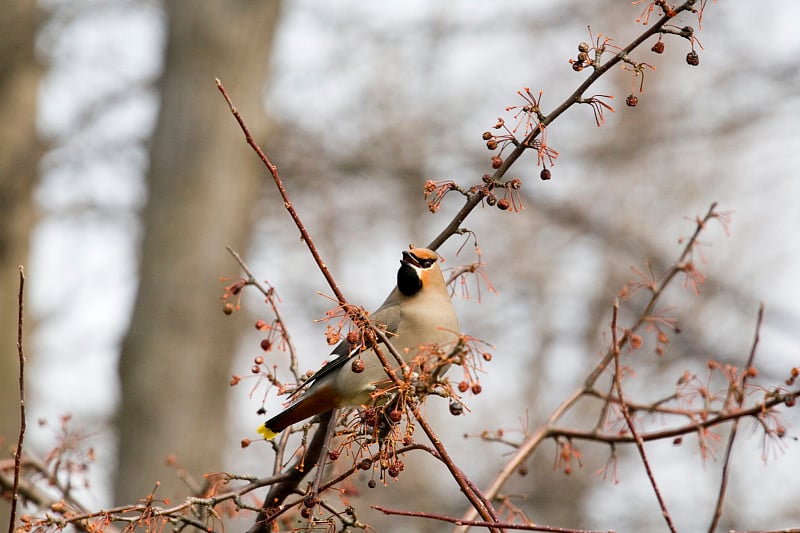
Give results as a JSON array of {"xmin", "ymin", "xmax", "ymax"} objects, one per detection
[
  {"xmin": 346, "ymin": 330, "xmax": 360, "ymax": 346},
  {"xmin": 388, "ymin": 461, "xmax": 404, "ymax": 478},
  {"xmin": 651, "ymin": 40, "xmax": 665, "ymax": 54},
  {"xmin": 254, "ymin": 355, "xmax": 264, "ymax": 365},
  {"xmin": 260, "ymin": 338, "xmax": 271, "ymax": 351},
  {"xmin": 251, "ymin": 365, "xmax": 260, "ymax": 374},
  {"xmin": 389, "ymin": 409, "xmax": 402, "ymax": 423},
  {"xmin": 486, "ymin": 139, "xmax": 498, "ymax": 150},
  {"xmin": 449, "ymin": 401, "xmax": 463, "ymax": 416},
  {"xmin": 497, "ymin": 198, "xmax": 510, "ymax": 211},
  {"xmin": 626, "ymin": 94, "xmax": 638, "ymax": 107},
  {"xmin": 686, "ymin": 50, "xmax": 699, "ymax": 66},
  {"xmin": 368, "ymin": 479, "xmax": 377, "ymax": 488},
  {"xmin": 578, "ymin": 42, "xmax": 590, "ymax": 53},
  {"xmin": 255, "ymin": 319, "xmax": 267, "ymax": 330},
  {"xmin": 223, "ymin": 302, "xmax": 234, "ymax": 315},
  {"xmin": 351, "ymin": 358, "xmax": 365, "ymax": 373},
  {"xmin": 471, "ymin": 383, "xmax": 482, "ymax": 394},
  {"xmin": 491, "ymin": 156, "xmax": 503, "ymax": 169},
  {"xmin": 482, "ymin": 131, "xmax": 493, "ymax": 140},
  {"xmin": 458, "ymin": 381, "xmax": 469, "ymax": 393},
  {"xmin": 540, "ymin": 168, "xmax": 552, "ymax": 181}
]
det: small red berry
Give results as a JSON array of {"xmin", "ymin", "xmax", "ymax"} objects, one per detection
[
  {"xmin": 389, "ymin": 409, "xmax": 402, "ymax": 423},
  {"xmin": 346, "ymin": 330, "xmax": 361, "ymax": 346},
  {"xmin": 686, "ymin": 50, "xmax": 699, "ymax": 66},
  {"xmin": 260, "ymin": 338, "xmax": 271, "ymax": 351},
  {"xmin": 223, "ymin": 302, "xmax": 234, "ymax": 315},
  {"xmin": 358, "ymin": 459, "xmax": 372, "ymax": 470},
  {"xmin": 254, "ymin": 355, "xmax": 263, "ymax": 365},
  {"xmin": 482, "ymin": 131, "xmax": 493, "ymax": 140},
  {"xmin": 625, "ymin": 94, "xmax": 638, "ymax": 107},
  {"xmin": 651, "ymin": 40, "xmax": 665, "ymax": 54},
  {"xmin": 388, "ymin": 461, "xmax": 404, "ymax": 478},
  {"xmin": 486, "ymin": 139, "xmax": 498, "ymax": 150},
  {"xmin": 449, "ymin": 401, "xmax": 463, "ymax": 416},
  {"xmin": 255, "ymin": 319, "xmax": 267, "ymax": 330},
  {"xmin": 368, "ymin": 479, "xmax": 377, "ymax": 488},
  {"xmin": 351, "ymin": 359, "xmax": 365, "ymax": 373},
  {"xmin": 509, "ymin": 178, "xmax": 521, "ymax": 190},
  {"xmin": 497, "ymin": 198, "xmax": 510, "ymax": 211},
  {"xmin": 471, "ymin": 383, "xmax": 482, "ymax": 395},
  {"xmin": 482, "ymin": 352, "xmax": 492, "ymax": 361},
  {"xmin": 251, "ymin": 365, "xmax": 260, "ymax": 374},
  {"xmin": 578, "ymin": 42, "xmax": 590, "ymax": 53},
  {"xmin": 458, "ymin": 381, "xmax": 469, "ymax": 393},
  {"xmin": 491, "ymin": 156, "xmax": 503, "ymax": 169},
  {"xmin": 540, "ymin": 168, "xmax": 552, "ymax": 181}
]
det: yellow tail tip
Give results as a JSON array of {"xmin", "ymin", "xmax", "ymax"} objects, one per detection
[{"xmin": 257, "ymin": 424, "xmax": 278, "ymax": 440}]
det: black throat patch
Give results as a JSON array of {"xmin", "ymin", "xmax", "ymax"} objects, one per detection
[{"xmin": 397, "ymin": 263, "xmax": 423, "ymax": 296}]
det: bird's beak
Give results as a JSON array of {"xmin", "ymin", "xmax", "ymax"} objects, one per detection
[{"xmin": 402, "ymin": 251, "xmax": 421, "ymax": 268}]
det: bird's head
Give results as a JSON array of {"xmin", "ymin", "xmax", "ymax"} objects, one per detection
[{"xmin": 398, "ymin": 247, "xmax": 444, "ymax": 296}]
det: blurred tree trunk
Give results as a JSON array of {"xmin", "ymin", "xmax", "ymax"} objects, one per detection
[
  {"xmin": 115, "ymin": 0, "xmax": 282, "ymax": 505},
  {"xmin": 0, "ymin": 2, "xmax": 43, "ymax": 525}
]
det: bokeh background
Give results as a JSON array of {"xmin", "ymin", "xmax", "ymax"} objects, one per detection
[{"xmin": 2, "ymin": 1, "xmax": 799, "ymax": 531}]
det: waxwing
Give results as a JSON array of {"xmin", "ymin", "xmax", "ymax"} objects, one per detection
[{"xmin": 258, "ymin": 247, "xmax": 459, "ymax": 439}]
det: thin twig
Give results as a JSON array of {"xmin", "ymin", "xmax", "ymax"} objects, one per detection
[
  {"xmin": 9, "ymin": 266, "xmax": 26, "ymax": 533},
  {"xmin": 373, "ymin": 506, "xmax": 613, "ymax": 533},
  {"xmin": 707, "ymin": 303, "xmax": 765, "ymax": 533},
  {"xmin": 610, "ymin": 300, "xmax": 676, "ymax": 533},
  {"xmin": 216, "ymin": 79, "xmax": 347, "ymax": 307},
  {"xmin": 225, "ymin": 246, "xmax": 300, "ymax": 379}
]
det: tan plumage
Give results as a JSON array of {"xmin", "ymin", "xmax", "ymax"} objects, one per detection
[{"xmin": 258, "ymin": 248, "xmax": 459, "ymax": 439}]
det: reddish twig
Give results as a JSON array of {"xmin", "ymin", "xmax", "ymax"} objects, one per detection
[
  {"xmin": 9, "ymin": 266, "xmax": 26, "ymax": 533},
  {"xmin": 215, "ymin": 79, "xmax": 347, "ymax": 307},
  {"xmin": 225, "ymin": 246, "xmax": 301, "ymax": 380},
  {"xmin": 707, "ymin": 303, "xmax": 765, "ymax": 533},
  {"xmin": 610, "ymin": 299, "xmax": 676, "ymax": 533},
  {"xmin": 373, "ymin": 505, "xmax": 612, "ymax": 533},
  {"xmin": 544, "ymin": 391, "xmax": 798, "ymax": 445}
]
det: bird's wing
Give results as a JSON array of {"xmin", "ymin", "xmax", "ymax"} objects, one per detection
[{"xmin": 285, "ymin": 291, "xmax": 403, "ymax": 400}]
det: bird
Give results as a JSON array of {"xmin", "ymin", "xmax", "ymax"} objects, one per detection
[{"xmin": 257, "ymin": 247, "xmax": 459, "ymax": 440}]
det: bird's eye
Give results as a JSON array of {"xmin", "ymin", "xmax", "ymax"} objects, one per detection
[{"xmin": 420, "ymin": 258, "xmax": 435, "ymax": 268}]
